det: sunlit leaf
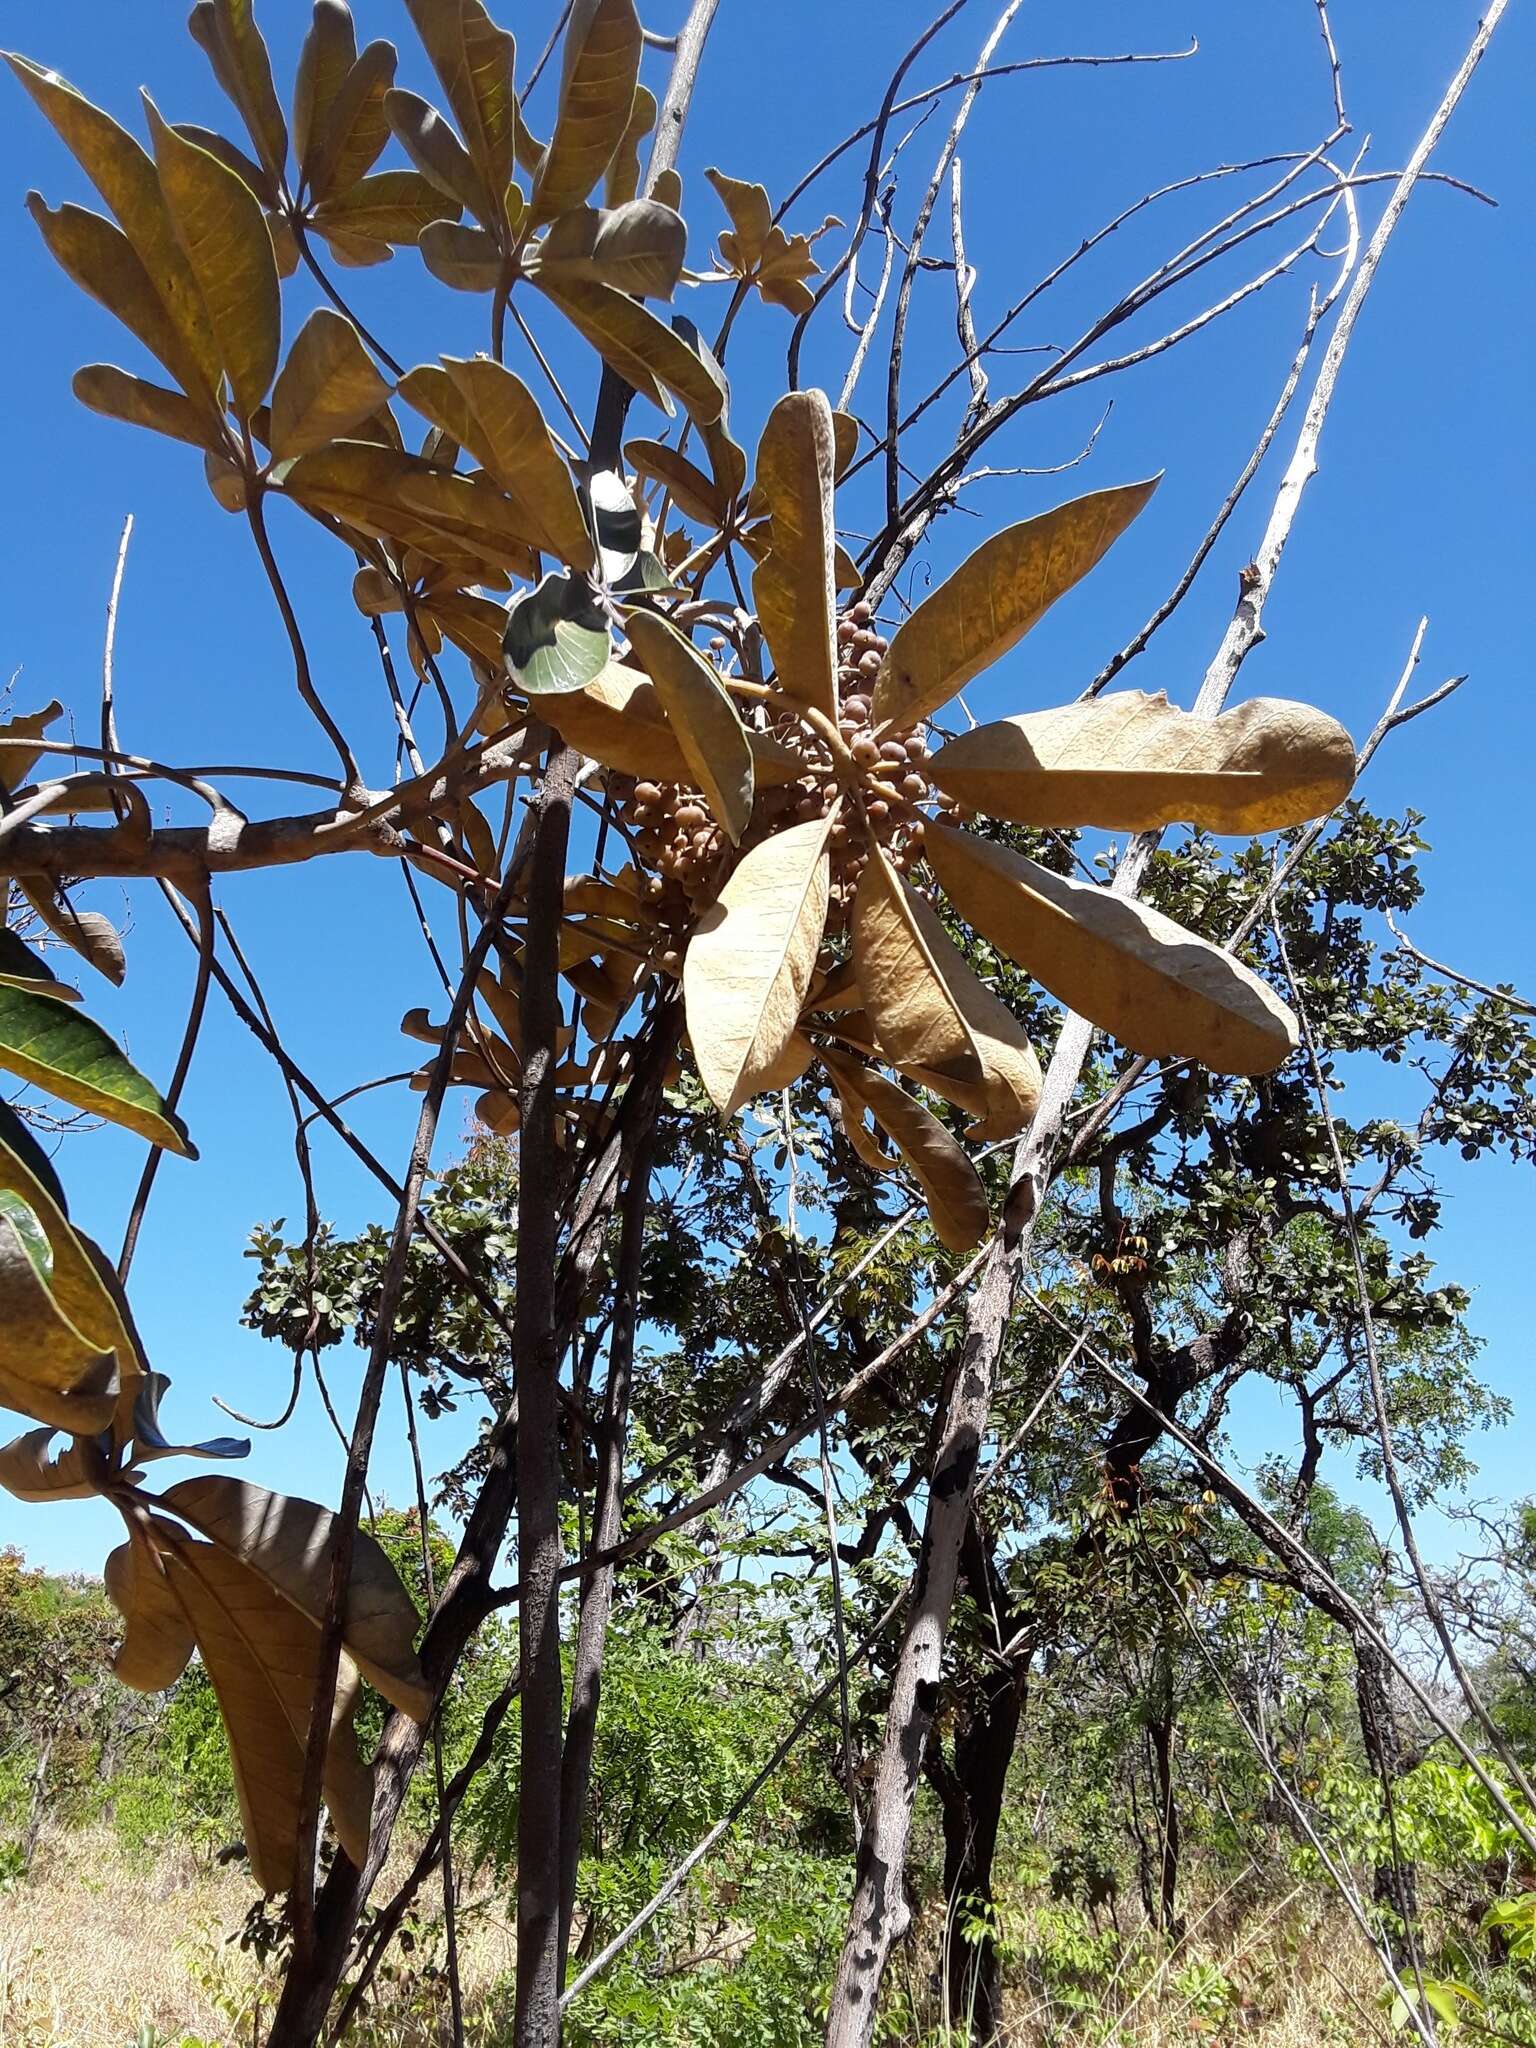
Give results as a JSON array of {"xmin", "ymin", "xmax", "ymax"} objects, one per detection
[
  {"xmin": 418, "ymin": 217, "xmax": 503, "ymax": 289},
  {"xmin": 311, "ymin": 168, "xmax": 459, "ymax": 248},
  {"xmin": 188, "ymin": 0, "xmax": 289, "ymax": 187},
  {"xmin": 439, "ymin": 356, "xmax": 595, "ymax": 568},
  {"xmin": 929, "ymin": 691, "xmax": 1357, "ymax": 833},
  {"xmin": 0, "ymin": 1427, "xmax": 119, "ymax": 1503},
  {"xmin": 147, "ymin": 101, "xmax": 281, "ymax": 420},
  {"xmin": 684, "ymin": 811, "xmax": 834, "ymax": 1114},
  {"xmin": 0, "ymin": 985, "xmax": 195, "ymax": 1155},
  {"xmin": 926, "ymin": 819, "xmax": 1297, "ymax": 1075},
  {"xmin": 404, "ymin": 0, "xmax": 518, "ymax": 197},
  {"xmin": 872, "ymin": 479, "xmax": 1159, "ymax": 730},
  {"xmin": 531, "ymin": 0, "xmax": 642, "ymax": 227},
  {"xmin": 604, "ymin": 81, "xmax": 655, "ymax": 206},
  {"xmin": 384, "ymin": 85, "xmax": 499, "ymax": 227},
  {"xmin": 302, "ymin": 33, "xmax": 396, "ymax": 203},
  {"xmin": 534, "ymin": 277, "xmax": 725, "ymax": 423},
  {"xmin": 7, "ymin": 55, "xmax": 222, "ymax": 398},
  {"xmin": 751, "ymin": 389, "xmax": 839, "ymax": 720},
  {"xmin": 269, "ymin": 306, "xmax": 392, "ymax": 458},
  {"xmin": 73, "ymin": 363, "xmax": 221, "ymax": 450},
  {"xmin": 624, "ymin": 610, "xmax": 754, "ymax": 844},
  {"xmin": 626, "ymin": 436, "xmax": 726, "ymax": 524}
]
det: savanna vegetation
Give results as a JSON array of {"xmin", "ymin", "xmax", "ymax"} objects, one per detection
[{"xmin": 0, "ymin": 1, "xmax": 1531, "ymax": 2043}]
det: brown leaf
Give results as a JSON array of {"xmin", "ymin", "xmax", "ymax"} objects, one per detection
[
  {"xmin": 281, "ymin": 438, "xmax": 535, "ymax": 571},
  {"xmin": 527, "ymin": 199, "xmax": 686, "ymax": 298},
  {"xmin": 683, "ymin": 811, "xmax": 835, "ymax": 1113},
  {"xmin": 872, "ymin": 479, "xmax": 1159, "ymax": 730},
  {"xmin": 822, "ymin": 1047, "xmax": 989, "ymax": 1255},
  {"xmin": 534, "ymin": 277, "xmax": 725, "ymax": 424},
  {"xmin": 926, "ymin": 820, "xmax": 1296, "ymax": 1074},
  {"xmin": 18, "ymin": 881, "xmax": 125, "ymax": 985},
  {"xmin": 147, "ymin": 101, "xmax": 281, "ymax": 420},
  {"xmin": 7, "ymin": 56, "xmax": 221, "ymax": 399},
  {"xmin": 531, "ymin": 0, "xmax": 643, "ymax": 227},
  {"xmin": 73, "ymin": 363, "xmax": 220, "ymax": 449},
  {"xmin": 269, "ymin": 306, "xmax": 392, "ymax": 458},
  {"xmin": 853, "ymin": 849, "xmax": 1040, "ymax": 1139},
  {"xmin": 155, "ymin": 1530, "xmax": 374, "ymax": 1888},
  {"xmin": 418, "ymin": 218, "xmax": 503, "ymax": 290},
  {"xmin": 293, "ymin": 0, "xmax": 359, "ymax": 180},
  {"xmin": 604, "ymin": 81, "xmax": 655, "ymax": 206},
  {"xmin": 188, "ymin": 0, "xmax": 289, "ymax": 187},
  {"xmin": 384, "ymin": 85, "xmax": 499, "ymax": 227},
  {"xmin": 0, "ymin": 1427, "xmax": 116, "ymax": 1503},
  {"xmin": 302, "ymin": 34, "xmax": 396, "ymax": 203},
  {"xmin": 311, "ymin": 168, "xmax": 458, "ymax": 248},
  {"xmin": 929, "ymin": 691, "xmax": 1357, "ymax": 834},
  {"xmin": 751, "ymin": 390, "xmax": 838, "ymax": 720},
  {"xmin": 104, "ymin": 1533, "xmax": 196, "ymax": 1691},
  {"xmin": 441, "ymin": 356, "xmax": 595, "ymax": 569},
  {"xmin": 624, "ymin": 613, "xmax": 754, "ymax": 844},
  {"xmin": 626, "ymin": 437, "xmax": 726, "ymax": 524},
  {"xmin": 404, "ymin": 0, "xmax": 518, "ymax": 196},
  {"xmin": 160, "ymin": 1474, "xmax": 432, "ymax": 1720},
  {"xmin": 26, "ymin": 197, "xmax": 220, "ymax": 412}
]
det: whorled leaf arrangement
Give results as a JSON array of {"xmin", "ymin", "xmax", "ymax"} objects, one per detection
[{"xmin": 1, "ymin": 0, "xmax": 1357, "ymax": 1896}]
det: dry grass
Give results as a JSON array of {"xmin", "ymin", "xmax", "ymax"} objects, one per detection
[{"xmin": 0, "ymin": 1826, "xmax": 518, "ymax": 2048}]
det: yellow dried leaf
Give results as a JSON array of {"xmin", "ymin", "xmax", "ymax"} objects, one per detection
[
  {"xmin": 929, "ymin": 692, "xmax": 1356, "ymax": 834},
  {"xmin": 872, "ymin": 479, "xmax": 1159, "ymax": 729},
  {"xmin": 927, "ymin": 821, "xmax": 1295, "ymax": 1073},
  {"xmin": 751, "ymin": 390, "xmax": 838, "ymax": 720},
  {"xmin": 822, "ymin": 1047, "xmax": 989, "ymax": 1255},
  {"xmin": 683, "ymin": 811, "xmax": 835, "ymax": 1114}
]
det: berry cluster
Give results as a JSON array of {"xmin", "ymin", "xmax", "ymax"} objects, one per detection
[{"xmin": 605, "ymin": 603, "xmax": 965, "ymax": 949}]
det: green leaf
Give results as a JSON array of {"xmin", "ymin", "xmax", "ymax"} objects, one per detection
[
  {"xmin": 269, "ymin": 307, "xmax": 392, "ymax": 458},
  {"xmin": 504, "ymin": 572, "xmax": 610, "ymax": 694},
  {"xmin": 146, "ymin": 100, "xmax": 281, "ymax": 420},
  {"xmin": 0, "ymin": 984, "xmax": 195, "ymax": 1155},
  {"xmin": 0, "ymin": 1106, "xmax": 68, "ymax": 1215}
]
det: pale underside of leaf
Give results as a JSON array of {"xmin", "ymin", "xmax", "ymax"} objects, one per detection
[
  {"xmin": 926, "ymin": 820, "xmax": 1296, "ymax": 1075},
  {"xmin": 684, "ymin": 811, "xmax": 834, "ymax": 1113},
  {"xmin": 157, "ymin": 1532, "xmax": 373, "ymax": 1888},
  {"xmin": 872, "ymin": 478, "xmax": 1159, "ymax": 730},
  {"xmin": 928, "ymin": 691, "xmax": 1358, "ymax": 834},
  {"xmin": 750, "ymin": 389, "xmax": 838, "ymax": 720}
]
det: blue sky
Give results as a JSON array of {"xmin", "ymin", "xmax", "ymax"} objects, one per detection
[{"xmin": 0, "ymin": 0, "xmax": 1531, "ymax": 1577}]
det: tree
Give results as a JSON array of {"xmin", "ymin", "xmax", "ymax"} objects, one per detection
[{"xmin": 0, "ymin": 3, "xmax": 1525, "ymax": 2046}]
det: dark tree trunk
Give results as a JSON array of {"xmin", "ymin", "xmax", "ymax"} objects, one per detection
[
  {"xmin": 926, "ymin": 1658, "xmax": 1024, "ymax": 2044},
  {"xmin": 1147, "ymin": 1711, "xmax": 1182, "ymax": 1938},
  {"xmin": 1354, "ymin": 1632, "xmax": 1419, "ymax": 1932}
]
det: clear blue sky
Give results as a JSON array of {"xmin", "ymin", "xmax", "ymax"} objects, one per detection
[{"xmin": 0, "ymin": 1, "xmax": 1531, "ymax": 1576}]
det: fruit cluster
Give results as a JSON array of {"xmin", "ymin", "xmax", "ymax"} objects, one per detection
[{"xmin": 605, "ymin": 603, "xmax": 962, "ymax": 943}]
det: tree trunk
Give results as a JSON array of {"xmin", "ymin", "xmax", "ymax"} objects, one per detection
[
  {"xmin": 927, "ymin": 1659, "xmax": 1024, "ymax": 2044},
  {"xmin": 1147, "ymin": 1710, "xmax": 1182, "ymax": 1939},
  {"xmin": 21, "ymin": 1726, "xmax": 55, "ymax": 1874},
  {"xmin": 1354, "ymin": 1632, "xmax": 1418, "ymax": 1932}
]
